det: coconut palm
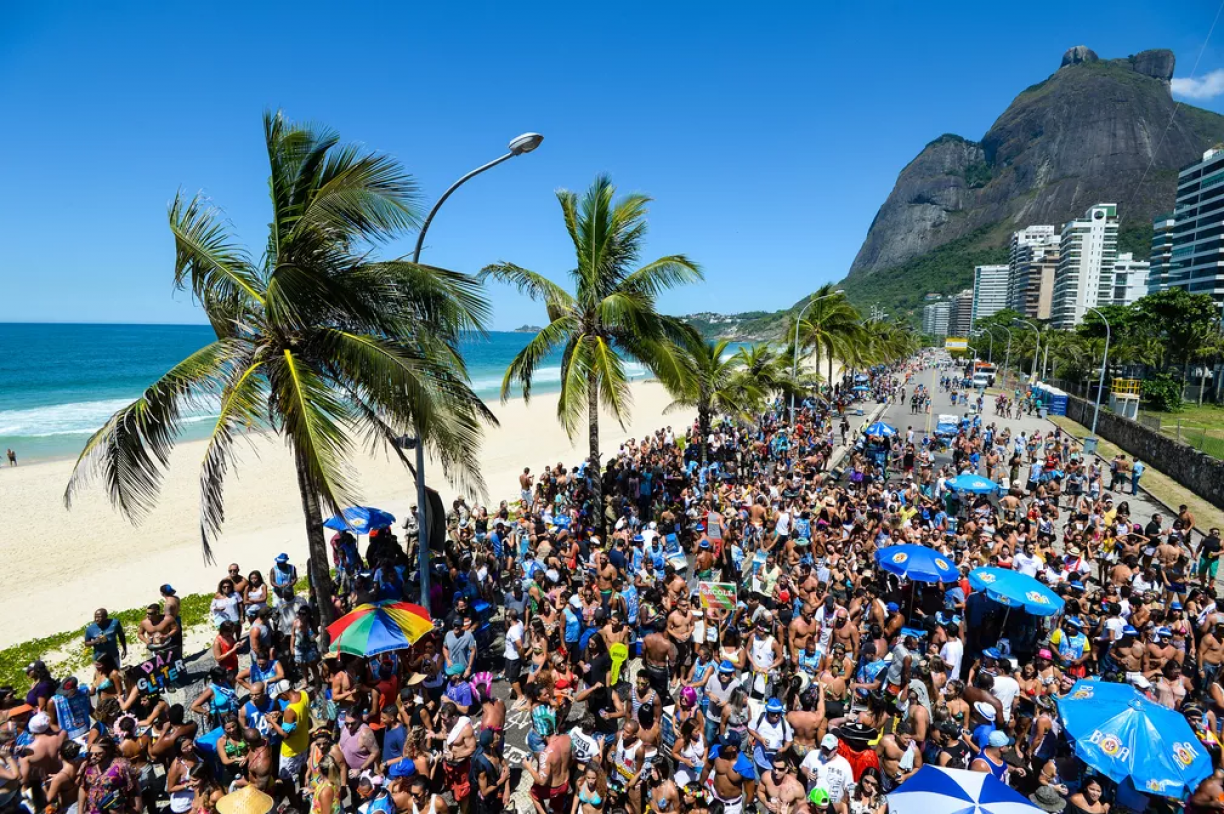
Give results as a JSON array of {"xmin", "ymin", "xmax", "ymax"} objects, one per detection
[
  {"xmin": 791, "ymin": 285, "xmax": 861, "ymax": 385},
  {"xmin": 665, "ymin": 339, "xmax": 764, "ymax": 464},
  {"xmin": 733, "ymin": 343, "xmax": 818, "ymax": 400},
  {"xmin": 481, "ymin": 174, "xmax": 701, "ymax": 532},
  {"xmin": 64, "ymin": 112, "xmax": 495, "ymax": 639}
]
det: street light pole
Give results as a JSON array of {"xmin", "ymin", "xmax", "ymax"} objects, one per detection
[
  {"xmin": 997, "ymin": 326, "xmax": 1013, "ymax": 387},
  {"xmin": 1014, "ymin": 319, "xmax": 1040, "ymax": 383},
  {"xmin": 791, "ymin": 290, "xmax": 845, "ymax": 426},
  {"xmin": 1085, "ymin": 306, "xmax": 1111, "ymax": 455},
  {"xmin": 975, "ymin": 329, "xmax": 994, "ymax": 363},
  {"xmin": 410, "ymin": 132, "xmax": 544, "ymax": 608}
]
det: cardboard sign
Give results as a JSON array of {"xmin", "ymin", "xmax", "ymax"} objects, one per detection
[
  {"xmin": 698, "ymin": 581, "xmax": 737, "ymax": 611},
  {"xmin": 136, "ymin": 646, "xmax": 185, "ymax": 695}
]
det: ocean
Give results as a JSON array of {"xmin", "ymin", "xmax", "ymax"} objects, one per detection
[{"xmin": 0, "ymin": 324, "xmax": 679, "ymax": 463}]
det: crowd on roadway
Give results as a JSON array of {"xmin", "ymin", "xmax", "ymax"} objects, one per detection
[{"xmin": 2, "ymin": 352, "xmax": 1224, "ymax": 814}]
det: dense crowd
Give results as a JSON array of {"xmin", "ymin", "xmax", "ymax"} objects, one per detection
[{"xmin": 3, "ymin": 352, "xmax": 1224, "ymax": 814}]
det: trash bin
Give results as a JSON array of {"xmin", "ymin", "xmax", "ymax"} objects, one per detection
[
  {"xmin": 1039, "ymin": 407, "xmax": 1048, "ymax": 419},
  {"xmin": 1083, "ymin": 437, "xmax": 1098, "ymax": 456}
]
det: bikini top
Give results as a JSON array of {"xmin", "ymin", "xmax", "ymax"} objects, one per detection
[{"xmin": 579, "ymin": 789, "xmax": 604, "ymax": 807}]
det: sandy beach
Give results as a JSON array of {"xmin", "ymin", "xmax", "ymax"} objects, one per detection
[{"xmin": 0, "ymin": 380, "xmax": 694, "ymax": 648}]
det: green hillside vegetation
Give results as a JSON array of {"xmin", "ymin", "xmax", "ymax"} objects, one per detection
[{"xmin": 837, "ymin": 225, "xmax": 1008, "ymax": 325}]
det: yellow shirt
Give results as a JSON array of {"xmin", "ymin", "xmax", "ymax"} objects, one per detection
[{"xmin": 279, "ymin": 689, "xmax": 311, "ymax": 758}]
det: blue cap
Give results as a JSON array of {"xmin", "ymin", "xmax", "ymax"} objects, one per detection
[
  {"xmin": 765, "ymin": 698, "xmax": 785, "ymax": 713},
  {"xmin": 699, "ymin": 540, "xmax": 712, "ymax": 549},
  {"xmin": 1065, "ymin": 616, "xmax": 1082, "ymax": 628},
  {"xmin": 1157, "ymin": 627, "xmax": 1173, "ymax": 637},
  {"xmin": 722, "ymin": 731, "xmax": 743, "ymax": 748},
  {"xmin": 718, "ymin": 660, "xmax": 735, "ymax": 674},
  {"xmin": 982, "ymin": 647, "xmax": 1001, "ymax": 660},
  {"xmin": 886, "ymin": 602, "xmax": 900, "ymax": 612},
  {"xmin": 1122, "ymin": 625, "xmax": 1139, "ymax": 636},
  {"xmin": 1172, "ymin": 600, "xmax": 1184, "ymax": 610},
  {"xmin": 633, "ymin": 535, "xmax": 644, "ymax": 543},
  {"xmin": 1069, "ymin": 581, "xmax": 1084, "ymax": 590},
  {"xmin": 276, "ymin": 553, "xmax": 289, "ymax": 563}
]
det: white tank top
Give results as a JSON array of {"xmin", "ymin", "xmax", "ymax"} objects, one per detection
[
  {"xmin": 615, "ymin": 736, "xmax": 642, "ymax": 779},
  {"xmin": 751, "ymin": 633, "xmax": 775, "ymax": 670}
]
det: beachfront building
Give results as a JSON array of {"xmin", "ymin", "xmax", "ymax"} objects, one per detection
[
  {"xmin": 923, "ymin": 301, "xmax": 950, "ymax": 337},
  {"xmin": 1167, "ymin": 147, "xmax": 1224, "ymax": 309},
  {"xmin": 1146, "ymin": 212, "xmax": 1175, "ymax": 295},
  {"xmin": 1111, "ymin": 252, "xmax": 1150, "ymax": 306},
  {"xmin": 1050, "ymin": 203, "xmax": 1119, "ymax": 328},
  {"xmin": 1007, "ymin": 226, "xmax": 1059, "ymax": 319},
  {"xmin": 949, "ymin": 289, "xmax": 974, "ymax": 337},
  {"xmin": 971, "ymin": 264, "xmax": 1010, "ymax": 326}
]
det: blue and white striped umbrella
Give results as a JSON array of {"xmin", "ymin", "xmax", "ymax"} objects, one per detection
[{"xmin": 888, "ymin": 766, "xmax": 1039, "ymax": 814}]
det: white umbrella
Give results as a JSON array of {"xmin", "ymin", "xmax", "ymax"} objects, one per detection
[{"xmin": 888, "ymin": 766, "xmax": 1040, "ymax": 814}]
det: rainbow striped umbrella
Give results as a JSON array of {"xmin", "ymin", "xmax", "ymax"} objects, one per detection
[{"xmin": 327, "ymin": 601, "xmax": 434, "ymax": 656}]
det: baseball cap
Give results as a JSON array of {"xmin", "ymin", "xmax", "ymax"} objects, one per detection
[
  {"xmin": 60, "ymin": 677, "xmax": 79, "ymax": 692},
  {"xmin": 808, "ymin": 787, "xmax": 830, "ymax": 806},
  {"xmin": 28, "ymin": 713, "xmax": 50, "ymax": 734},
  {"xmin": 1171, "ymin": 600, "xmax": 1184, "ymax": 610},
  {"xmin": 886, "ymin": 602, "xmax": 900, "ymax": 613},
  {"xmin": 160, "ymin": 584, "xmax": 176, "ymax": 595},
  {"xmin": 987, "ymin": 730, "xmax": 1012, "ymax": 748},
  {"xmin": 973, "ymin": 701, "xmax": 997, "ymax": 722},
  {"xmin": 982, "ymin": 647, "xmax": 1001, "ymax": 660},
  {"xmin": 1122, "ymin": 625, "xmax": 1139, "ymax": 637},
  {"xmin": 820, "ymin": 734, "xmax": 838, "ymax": 750}
]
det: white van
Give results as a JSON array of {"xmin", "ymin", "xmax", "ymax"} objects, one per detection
[{"xmin": 972, "ymin": 371, "xmax": 991, "ymax": 389}]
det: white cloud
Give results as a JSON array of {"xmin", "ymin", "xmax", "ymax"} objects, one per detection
[{"xmin": 1172, "ymin": 69, "xmax": 1224, "ymax": 100}]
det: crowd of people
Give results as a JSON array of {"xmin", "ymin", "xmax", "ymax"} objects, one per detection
[{"xmin": 1, "ymin": 351, "xmax": 1223, "ymax": 814}]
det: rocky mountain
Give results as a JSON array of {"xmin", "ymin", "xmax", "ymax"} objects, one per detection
[{"xmin": 847, "ymin": 47, "xmax": 1224, "ymax": 289}]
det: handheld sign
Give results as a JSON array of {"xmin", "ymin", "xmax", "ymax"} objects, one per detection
[
  {"xmin": 609, "ymin": 642, "xmax": 629, "ymax": 686},
  {"xmin": 698, "ymin": 582, "xmax": 737, "ymax": 611}
]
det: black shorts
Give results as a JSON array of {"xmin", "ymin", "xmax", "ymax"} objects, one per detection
[
  {"xmin": 672, "ymin": 637, "xmax": 692, "ymax": 669},
  {"xmin": 505, "ymin": 656, "xmax": 522, "ymax": 685}
]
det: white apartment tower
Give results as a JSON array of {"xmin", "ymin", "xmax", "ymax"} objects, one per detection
[
  {"xmin": 1168, "ymin": 147, "xmax": 1224, "ymax": 308},
  {"xmin": 1008, "ymin": 226, "xmax": 1060, "ymax": 320},
  {"xmin": 971, "ymin": 264, "xmax": 1010, "ymax": 327},
  {"xmin": 1051, "ymin": 203, "xmax": 1119, "ymax": 328},
  {"xmin": 922, "ymin": 301, "xmax": 950, "ymax": 337},
  {"xmin": 1112, "ymin": 252, "xmax": 1150, "ymax": 306}
]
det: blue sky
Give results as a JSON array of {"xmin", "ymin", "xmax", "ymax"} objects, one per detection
[{"xmin": 4, "ymin": 1, "xmax": 1224, "ymax": 329}]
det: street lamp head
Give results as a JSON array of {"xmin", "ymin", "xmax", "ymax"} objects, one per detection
[{"xmin": 509, "ymin": 133, "xmax": 544, "ymax": 155}]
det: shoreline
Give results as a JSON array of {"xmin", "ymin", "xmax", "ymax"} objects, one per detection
[{"xmin": 0, "ymin": 379, "xmax": 693, "ymax": 647}]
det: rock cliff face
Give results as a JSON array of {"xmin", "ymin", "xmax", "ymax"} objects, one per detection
[{"xmin": 848, "ymin": 47, "xmax": 1224, "ymax": 278}]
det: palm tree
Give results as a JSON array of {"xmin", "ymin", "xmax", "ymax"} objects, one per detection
[
  {"xmin": 791, "ymin": 285, "xmax": 861, "ymax": 386},
  {"xmin": 481, "ymin": 174, "xmax": 701, "ymax": 533},
  {"xmin": 64, "ymin": 112, "xmax": 495, "ymax": 640},
  {"xmin": 665, "ymin": 338, "xmax": 764, "ymax": 463},
  {"xmin": 733, "ymin": 343, "xmax": 818, "ymax": 401}
]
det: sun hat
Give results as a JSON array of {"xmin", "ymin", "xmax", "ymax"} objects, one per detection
[
  {"xmin": 765, "ymin": 698, "xmax": 785, "ymax": 714},
  {"xmin": 216, "ymin": 785, "xmax": 274, "ymax": 814},
  {"xmin": 973, "ymin": 701, "xmax": 997, "ymax": 722},
  {"xmin": 1029, "ymin": 786, "xmax": 1066, "ymax": 813},
  {"xmin": 718, "ymin": 660, "xmax": 735, "ymax": 674}
]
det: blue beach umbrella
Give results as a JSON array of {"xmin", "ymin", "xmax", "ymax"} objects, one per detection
[
  {"xmin": 968, "ymin": 567, "xmax": 1064, "ymax": 616},
  {"xmin": 888, "ymin": 766, "xmax": 1038, "ymax": 814},
  {"xmin": 946, "ymin": 473, "xmax": 1001, "ymax": 494},
  {"xmin": 1059, "ymin": 679, "xmax": 1212, "ymax": 799},
  {"xmin": 852, "ymin": 385, "xmax": 870, "ymax": 392},
  {"xmin": 323, "ymin": 506, "xmax": 397, "ymax": 534},
  {"xmin": 875, "ymin": 545, "xmax": 958, "ymax": 583},
  {"xmin": 854, "ymin": 373, "xmax": 870, "ymax": 381},
  {"xmin": 864, "ymin": 421, "xmax": 897, "ymax": 437}
]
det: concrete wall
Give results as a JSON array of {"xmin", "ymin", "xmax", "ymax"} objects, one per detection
[{"xmin": 1063, "ymin": 394, "xmax": 1224, "ymax": 509}]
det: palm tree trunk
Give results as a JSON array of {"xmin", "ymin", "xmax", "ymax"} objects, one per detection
[
  {"xmin": 699, "ymin": 404, "xmax": 710, "ymax": 466},
  {"xmin": 827, "ymin": 347, "xmax": 834, "ymax": 390},
  {"xmin": 587, "ymin": 370, "xmax": 604, "ymax": 538},
  {"xmin": 294, "ymin": 455, "xmax": 336, "ymax": 650}
]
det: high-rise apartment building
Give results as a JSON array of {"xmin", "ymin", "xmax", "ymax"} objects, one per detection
[
  {"xmin": 1112, "ymin": 252, "xmax": 1150, "ymax": 306},
  {"xmin": 1146, "ymin": 213, "xmax": 1175, "ymax": 295},
  {"xmin": 922, "ymin": 301, "xmax": 950, "ymax": 337},
  {"xmin": 971, "ymin": 264, "xmax": 1010, "ymax": 326},
  {"xmin": 949, "ymin": 289, "xmax": 974, "ymax": 337},
  {"xmin": 1007, "ymin": 226, "xmax": 1060, "ymax": 319},
  {"xmin": 1168, "ymin": 147, "xmax": 1224, "ymax": 308},
  {"xmin": 1051, "ymin": 203, "xmax": 1119, "ymax": 328}
]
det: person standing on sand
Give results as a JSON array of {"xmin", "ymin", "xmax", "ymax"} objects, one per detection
[{"xmin": 5, "ymin": 449, "xmax": 14, "ymax": 467}]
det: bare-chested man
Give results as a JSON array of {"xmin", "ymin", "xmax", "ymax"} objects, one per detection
[
  {"xmin": 642, "ymin": 631, "xmax": 677, "ymax": 700},
  {"xmin": 1199, "ymin": 621, "xmax": 1224, "ymax": 686},
  {"xmin": 756, "ymin": 754, "xmax": 805, "ymax": 814},
  {"xmin": 667, "ymin": 598, "xmax": 696, "ymax": 680},
  {"xmin": 787, "ymin": 689, "xmax": 826, "ymax": 761},
  {"xmin": 137, "ymin": 605, "xmax": 179, "ymax": 654},
  {"xmin": 877, "ymin": 719, "xmax": 923, "ymax": 792},
  {"xmin": 788, "ymin": 604, "xmax": 819, "ymax": 664},
  {"xmin": 238, "ymin": 728, "xmax": 276, "ymax": 792},
  {"xmin": 601, "ymin": 611, "xmax": 632, "ymax": 649},
  {"xmin": 523, "ymin": 718, "xmax": 572, "ymax": 814},
  {"xmin": 1109, "ymin": 627, "xmax": 1146, "ymax": 681},
  {"xmin": 700, "ymin": 732, "xmax": 748, "ymax": 814}
]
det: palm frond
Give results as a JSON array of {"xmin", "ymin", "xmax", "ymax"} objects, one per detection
[
  {"xmin": 169, "ymin": 192, "xmax": 265, "ymax": 311},
  {"xmin": 620, "ymin": 255, "xmax": 703, "ymax": 298},
  {"xmin": 501, "ymin": 316, "xmax": 577, "ymax": 402},
  {"xmin": 64, "ymin": 339, "xmax": 250, "ymax": 521}
]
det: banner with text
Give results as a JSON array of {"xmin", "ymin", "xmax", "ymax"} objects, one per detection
[
  {"xmin": 945, "ymin": 337, "xmax": 968, "ymax": 351},
  {"xmin": 698, "ymin": 581, "xmax": 737, "ymax": 610}
]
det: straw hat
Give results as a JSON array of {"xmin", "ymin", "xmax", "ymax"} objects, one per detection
[{"xmin": 216, "ymin": 786, "xmax": 274, "ymax": 814}]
